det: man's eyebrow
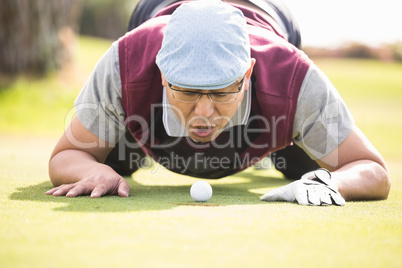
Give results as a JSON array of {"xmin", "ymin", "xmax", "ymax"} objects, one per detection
[
  {"xmin": 169, "ymin": 77, "xmax": 243, "ymax": 91},
  {"xmin": 170, "ymin": 85, "xmax": 197, "ymax": 91},
  {"xmin": 168, "ymin": 83, "xmax": 186, "ymax": 91}
]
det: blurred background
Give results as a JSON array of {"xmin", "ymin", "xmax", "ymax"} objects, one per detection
[
  {"xmin": 0, "ymin": 0, "xmax": 139, "ymax": 135},
  {"xmin": 0, "ymin": 0, "xmax": 401, "ymax": 160},
  {"xmin": 1, "ymin": 0, "xmax": 401, "ymax": 77}
]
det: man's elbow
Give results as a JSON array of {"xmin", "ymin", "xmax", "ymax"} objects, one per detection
[
  {"xmin": 375, "ymin": 163, "xmax": 391, "ymax": 200},
  {"xmin": 381, "ymin": 173, "xmax": 391, "ymax": 200},
  {"xmin": 48, "ymin": 153, "xmax": 64, "ymax": 187}
]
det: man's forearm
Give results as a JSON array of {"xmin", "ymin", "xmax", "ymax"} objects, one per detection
[
  {"xmin": 49, "ymin": 149, "xmax": 115, "ymax": 186},
  {"xmin": 331, "ymin": 160, "xmax": 391, "ymax": 201}
]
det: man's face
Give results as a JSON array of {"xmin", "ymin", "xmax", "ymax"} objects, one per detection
[{"xmin": 162, "ymin": 74, "xmax": 252, "ymax": 143}]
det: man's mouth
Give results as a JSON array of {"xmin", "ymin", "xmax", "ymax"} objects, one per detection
[{"xmin": 190, "ymin": 125, "xmax": 216, "ymax": 138}]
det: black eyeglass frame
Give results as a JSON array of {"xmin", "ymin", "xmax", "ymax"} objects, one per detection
[{"xmin": 168, "ymin": 75, "xmax": 246, "ymax": 104}]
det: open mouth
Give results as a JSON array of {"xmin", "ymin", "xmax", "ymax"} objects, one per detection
[{"xmin": 190, "ymin": 125, "xmax": 216, "ymax": 138}]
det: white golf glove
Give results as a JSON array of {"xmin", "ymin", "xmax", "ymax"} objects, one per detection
[{"xmin": 261, "ymin": 169, "xmax": 346, "ymax": 206}]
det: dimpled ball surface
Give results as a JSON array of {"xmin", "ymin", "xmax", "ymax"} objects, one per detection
[{"xmin": 190, "ymin": 181, "xmax": 213, "ymax": 202}]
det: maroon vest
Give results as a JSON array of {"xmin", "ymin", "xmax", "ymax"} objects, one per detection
[{"xmin": 118, "ymin": 4, "xmax": 311, "ymax": 178}]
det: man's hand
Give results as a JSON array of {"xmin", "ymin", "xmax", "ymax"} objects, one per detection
[
  {"xmin": 47, "ymin": 116, "xmax": 130, "ymax": 198},
  {"xmin": 46, "ymin": 175, "xmax": 130, "ymax": 198},
  {"xmin": 261, "ymin": 169, "xmax": 346, "ymax": 206}
]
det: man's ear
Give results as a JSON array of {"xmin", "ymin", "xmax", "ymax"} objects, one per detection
[
  {"xmin": 160, "ymin": 72, "xmax": 167, "ymax": 86},
  {"xmin": 246, "ymin": 58, "xmax": 256, "ymax": 79},
  {"xmin": 244, "ymin": 58, "xmax": 256, "ymax": 90}
]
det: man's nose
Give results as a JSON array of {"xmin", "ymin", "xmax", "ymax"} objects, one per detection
[{"xmin": 194, "ymin": 95, "xmax": 215, "ymax": 118}]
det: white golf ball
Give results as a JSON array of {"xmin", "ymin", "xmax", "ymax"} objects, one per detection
[{"xmin": 190, "ymin": 181, "xmax": 213, "ymax": 202}]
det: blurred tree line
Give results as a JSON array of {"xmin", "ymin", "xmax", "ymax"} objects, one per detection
[
  {"xmin": 1, "ymin": 0, "xmax": 400, "ymax": 78},
  {"xmin": 304, "ymin": 42, "xmax": 402, "ymax": 62},
  {"xmin": 0, "ymin": 0, "xmax": 138, "ymax": 77},
  {"xmin": 0, "ymin": 0, "xmax": 83, "ymax": 76},
  {"xmin": 80, "ymin": 0, "xmax": 138, "ymax": 40}
]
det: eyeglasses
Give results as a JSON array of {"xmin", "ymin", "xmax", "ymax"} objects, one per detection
[{"xmin": 169, "ymin": 76, "xmax": 245, "ymax": 104}]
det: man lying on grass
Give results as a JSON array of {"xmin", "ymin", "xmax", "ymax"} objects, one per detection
[{"xmin": 47, "ymin": 0, "xmax": 391, "ymax": 205}]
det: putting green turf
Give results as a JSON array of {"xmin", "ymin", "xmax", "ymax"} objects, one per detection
[
  {"xmin": 1, "ymin": 38, "xmax": 401, "ymax": 267},
  {"xmin": 0, "ymin": 137, "xmax": 401, "ymax": 268}
]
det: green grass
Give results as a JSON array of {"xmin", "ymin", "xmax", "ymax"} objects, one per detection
[
  {"xmin": 0, "ymin": 39, "xmax": 401, "ymax": 268},
  {"xmin": 0, "ymin": 36, "xmax": 113, "ymax": 135},
  {"xmin": 314, "ymin": 58, "xmax": 402, "ymax": 161}
]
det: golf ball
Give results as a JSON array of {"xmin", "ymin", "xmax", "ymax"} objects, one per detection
[{"xmin": 190, "ymin": 181, "xmax": 213, "ymax": 202}]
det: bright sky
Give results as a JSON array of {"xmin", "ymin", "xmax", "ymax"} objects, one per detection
[{"xmin": 281, "ymin": 0, "xmax": 402, "ymax": 47}]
